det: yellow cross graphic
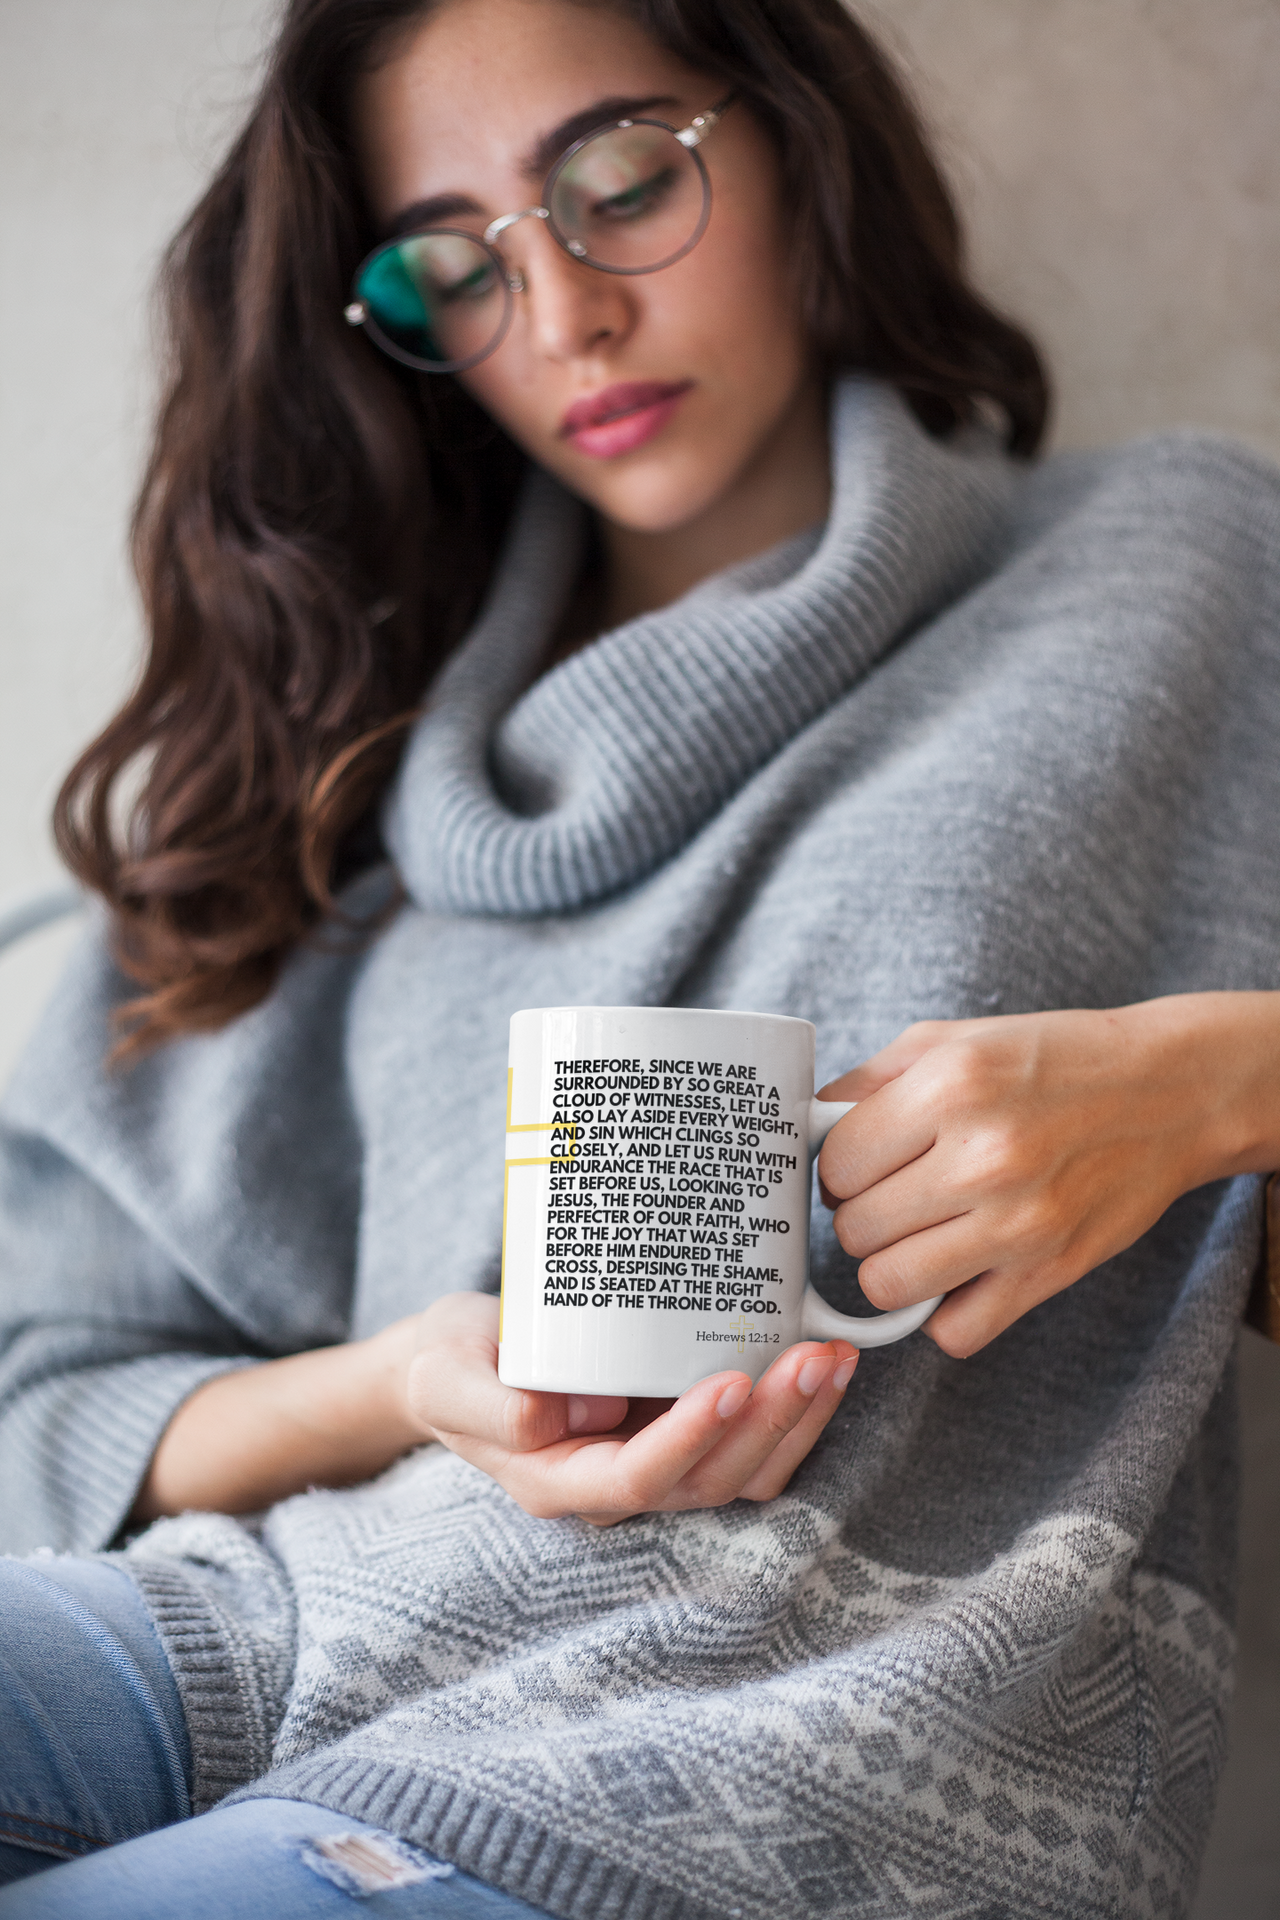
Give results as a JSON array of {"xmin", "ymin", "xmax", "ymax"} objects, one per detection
[
  {"xmin": 505, "ymin": 1069, "xmax": 578, "ymax": 1156},
  {"xmin": 500, "ymin": 1069, "xmax": 579, "ymax": 1339},
  {"xmin": 724, "ymin": 1314, "xmax": 749, "ymax": 1352}
]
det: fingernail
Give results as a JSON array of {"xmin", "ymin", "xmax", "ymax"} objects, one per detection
[
  {"xmin": 717, "ymin": 1379, "xmax": 751, "ymax": 1420},
  {"xmin": 567, "ymin": 1396, "xmax": 590, "ymax": 1432},
  {"xmin": 797, "ymin": 1356, "xmax": 831, "ymax": 1396},
  {"xmin": 832, "ymin": 1359, "xmax": 856, "ymax": 1391}
]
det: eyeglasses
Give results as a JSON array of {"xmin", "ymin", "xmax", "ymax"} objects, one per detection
[{"xmin": 343, "ymin": 95, "xmax": 735, "ymax": 373}]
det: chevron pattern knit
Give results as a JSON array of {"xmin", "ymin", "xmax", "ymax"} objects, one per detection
[{"xmin": 4, "ymin": 381, "xmax": 1280, "ymax": 1917}]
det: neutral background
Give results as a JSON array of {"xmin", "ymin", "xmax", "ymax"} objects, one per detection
[{"xmin": 1, "ymin": 2, "xmax": 1277, "ymax": 1910}]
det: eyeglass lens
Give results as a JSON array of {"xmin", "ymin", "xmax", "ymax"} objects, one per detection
[
  {"xmin": 357, "ymin": 231, "xmax": 510, "ymax": 372},
  {"xmin": 352, "ymin": 120, "xmax": 711, "ymax": 372},
  {"xmin": 547, "ymin": 119, "xmax": 709, "ymax": 271}
]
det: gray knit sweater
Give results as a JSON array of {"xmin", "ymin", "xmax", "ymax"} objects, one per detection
[{"xmin": 4, "ymin": 380, "xmax": 1280, "ymax": 1920}]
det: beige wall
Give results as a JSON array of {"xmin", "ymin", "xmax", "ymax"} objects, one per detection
[
  {"xmin": 859, "ymin": 0, "xmax": 1280, "ymax": 460},
  {"xmin": 1, "ymin": 0, "xmax": 1278, "ymax": 1074},
  {"xmin": 0, "ymin": 0, "xmax": 271, "ymax": 1068}
]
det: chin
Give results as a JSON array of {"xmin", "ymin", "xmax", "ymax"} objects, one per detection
[{"xmin": 567, "ymin": 453, "xmax": 744, "ymax": 536}]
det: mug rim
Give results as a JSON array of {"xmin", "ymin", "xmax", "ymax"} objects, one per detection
[{"xmin": 512, "ymin": 1005, "xmax": 816, "ymax": 1032}]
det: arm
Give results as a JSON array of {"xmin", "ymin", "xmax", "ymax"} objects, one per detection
[
  {"xmin": 0, "ymin": 1123, "xmax": 263, "ymax": 1555},
  {"xmin": 4, "ymin": 1113, "xmax": 855, "ymax": 1539},
  {"xmin": 1, "ymin": 913, "xmax": 375, "ymax": 1555},
  {"xmin": 4, "ymin": 1013, "xmax": 853, "ymax": 1536},
  {"xmin": 135, "ymin": 1293, "xmax": 858, "ymax": 1527},
  {"xmin": 817, "ymin": 991, "xmax": 1280, "ymax": 1357},
  {"xmin": 130, "ymin": 1324, "xmax": 423, "ymax": 1520}
]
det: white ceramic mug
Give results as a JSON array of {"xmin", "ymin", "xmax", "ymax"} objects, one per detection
[{"xmin": 498, "ymin": 1006, "xmax": 943, "ymax": 1397}]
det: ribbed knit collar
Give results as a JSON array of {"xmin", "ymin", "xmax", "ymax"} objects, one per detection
[{"xmin": 386, "ymin": 378, "xmax": 1014, "ymax": 916}]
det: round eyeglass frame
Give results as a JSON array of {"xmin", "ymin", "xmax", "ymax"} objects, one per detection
[
  {"xmin": 344, "ymin": 97, "xmax": 733, "ymax": 375},
  {"xmin": 348, "ymin": 227, "xmax": 520, "ymax": 374}
]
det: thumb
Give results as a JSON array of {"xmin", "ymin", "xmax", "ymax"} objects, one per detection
[{"xmin": 408, "ymin": 1317, "xmax": 626, "ymax": 1454}]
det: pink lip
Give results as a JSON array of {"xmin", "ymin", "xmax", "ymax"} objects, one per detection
[{"xmin": 560, "ymin": 380, "xmax": 694, "ymax": 459}]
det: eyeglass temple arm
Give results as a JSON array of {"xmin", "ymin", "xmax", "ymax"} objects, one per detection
[{"xmin": 675, "ymin": 91, "xmax": 738, "ymax": 149}]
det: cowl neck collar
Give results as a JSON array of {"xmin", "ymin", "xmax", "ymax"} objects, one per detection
[{"xmin": 386, "ymin": 378, "xmax": 1014, "ymax": 917}]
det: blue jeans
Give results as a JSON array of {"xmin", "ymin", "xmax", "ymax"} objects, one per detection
[{"xmin": 0, "ymin": 1558, "xmax": 552, "ymax": 1918}]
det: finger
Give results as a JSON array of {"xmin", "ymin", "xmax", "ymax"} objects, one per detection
[
  {"xmin": 671, "ymin": 1343, "xmax": 850, "ymax": 1507},
  {"xmin": 415, "ymin": 1303, "xmax": 628, "ymax": 1452},
  {"xmin": 562, "ymin": 1350, "xmax": 852, "ymax": 1524},
  {"xmin": 852, "ymin": 1214, "xmax": 1005, "ymax": 1310},
  {"xmin": 447, "ymin": 1370, "xmax": 753, "ymax": 1520},
  {"xmin": 737, "ymin": 1347, "xmax": 858, "ymax": 1501},
  {"xmin": 830, "ymin": 1151, "xmax": 971, "ymax": 1258},
  {"xmin": 924, "ymin": 1261, "xmax": 1076, "ymax": 1359},
  {"xmin": 579, "ymin": 1370, "xmax": 757, "ymax": 1514},
  {"xmin": 437, "ymin": 1426, "xmax": 628, "ymax": 1519},
  {"xmin": 818, "ymin": 1020, "xmax": 974, "ymax": 1103},
  {"xmin": 614, "ymin": 1396, "xmax": 676, "ymax": 1434},
  {"xmin": 566, "ymin": 1394, "xmax": 632, "ymax": 1436},
  {"xmin": 817, "ymin": 1073, "xmax": 938, "ymax": 1202}
]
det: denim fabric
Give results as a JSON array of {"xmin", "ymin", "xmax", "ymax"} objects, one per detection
[
  {"xmin": 0, "ymin": 1560, "xmax": 551, "ymax": 1918},
  {"xmin": 0, "ymin": 1801, "xmax": 555, "ymax": 1918},
  {"xmin": 0, "ymin": 1557, "xmax": 190, "ymax": 1873}
]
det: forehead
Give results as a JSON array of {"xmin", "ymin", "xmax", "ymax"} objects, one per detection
[{"xmin": 353, "ymin": 0, "xmax": 709, "ymax": 224}]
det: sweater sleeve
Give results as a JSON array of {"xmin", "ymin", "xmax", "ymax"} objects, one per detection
[{"xmin": 0, "ymin": 1123, "xmax": 262, "ymax": 1555}]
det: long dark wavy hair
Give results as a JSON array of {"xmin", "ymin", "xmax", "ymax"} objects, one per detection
[{"xmin": 56, "ymin": 0, "xmax": 1050, "ymax": 1056}]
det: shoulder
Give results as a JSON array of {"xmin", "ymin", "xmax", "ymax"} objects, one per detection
[
  {"xmin": 3, "ymin": 892, "xmax": 371, "ymax": 1148},
  {"xmin": 0, "ymin": 878, "xmax": 390, "ymax": 1333},
  {"xmin": 1013, "ymin": 429, "xmax": 1280, "ymax": 559}
]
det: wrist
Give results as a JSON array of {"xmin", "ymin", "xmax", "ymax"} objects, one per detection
[
  {"xmin": 1124, "ymin": 992, "xmax": 1280, "ymax": 1189},
  {"xmin": 357, "ymin": 1318, "xmax": 435, "ymax": 1453}
]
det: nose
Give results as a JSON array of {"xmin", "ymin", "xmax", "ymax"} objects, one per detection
[{"xmin": 504, "ymin": 222, "xmax": 634, "ymax": 363}]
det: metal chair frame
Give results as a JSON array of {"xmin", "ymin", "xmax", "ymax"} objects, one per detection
[{"xmin": 0, "ymin": 885, "xmax": 83, "ymax": 956}]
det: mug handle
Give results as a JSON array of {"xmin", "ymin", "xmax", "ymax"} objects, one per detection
[{"xmin": 799, "ymin": 1100, "xmax": 944, "ymax": 1348}]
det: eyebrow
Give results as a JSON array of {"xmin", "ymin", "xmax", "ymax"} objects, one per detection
[
  {"xmin": 519, "ymin": 94, "xmax": 679, "ymax": 179},
  {"xmin": 383, "ymin": 94, "xmax": 682, "ymax": 239}
]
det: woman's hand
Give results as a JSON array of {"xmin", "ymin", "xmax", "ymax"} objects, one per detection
[
  {"xmin": 133, "ymin": 1292, "xmax": 855, "ymax": 1526},
  {"xmin": 406, "ymin": 1292, "xmax": 856, "ymax": 1525},
  {"xmin": 817, "ymin": 994, "xmax": 1280, "ymax": 1359}
]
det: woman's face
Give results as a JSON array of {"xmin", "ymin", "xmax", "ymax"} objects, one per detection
[{"xmin": 353, "ymin": 0, "xmax": 815, "ymax": 536}]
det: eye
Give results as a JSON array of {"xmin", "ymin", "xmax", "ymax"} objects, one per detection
[
  {"xmin": 593, "ymin": 165, "xmax": 680, "ymax": 222},
  {"xmin": 435, "ymin": 260, "xmax": 500, "ymax": 303}
]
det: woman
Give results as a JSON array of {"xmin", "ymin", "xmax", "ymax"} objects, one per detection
[{"xmin": 2, "ymin": 0, "xmax": 1278, "ymax": 1913}]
